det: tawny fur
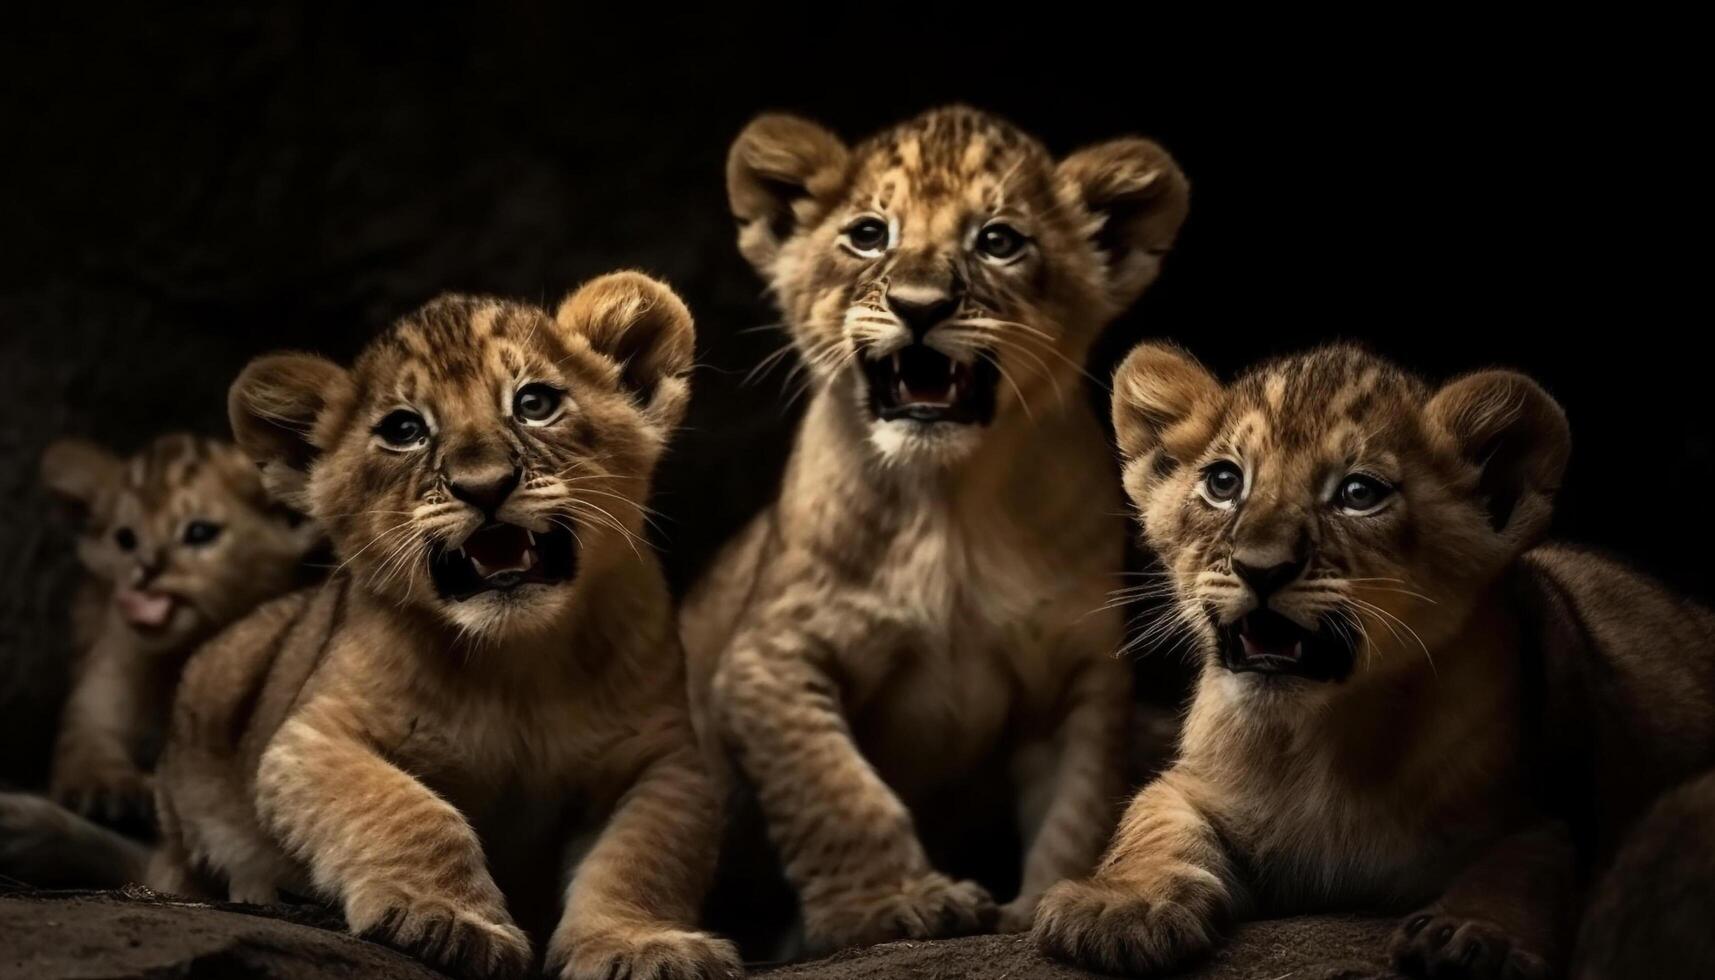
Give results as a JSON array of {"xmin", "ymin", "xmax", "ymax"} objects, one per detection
[
  {"xmin": 1034, "ymin": 344, "xmax": 1715, "ymax": 980},
  {"xmin": 36, "ymin": 433, "xmax": 317, "ymax": 825},
  {"xmin": 683, "ymin": 106, "xmax": 1189, "ymax": 950},
  {"xmin": 152, "ymin": 275, "xmax": 741, "ymax": 980}
]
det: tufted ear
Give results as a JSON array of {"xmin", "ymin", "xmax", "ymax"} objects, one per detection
[
  {"xmin": 727, "ymin": 113, "xmax": 850, "ymax": 272},
  {"xmin": 41, "ymin": 438, "xmax": 122, "ymax": 525},
  {"xmin": 1427, "ymin": 370, "xmax": 1569, "ymax": 544},
  {"xmin": 555, "ymin": 271, "xmax": 696, "ymax": 430},
  {"xmin": 228, "ymin": 353, "xmax": 352, "ymax": 513},
  {"xmin": 1111, "ymin": 343, "xmax": 1222, "ymax": 500},
  {"xmin": 1059, "ymin": 137, "xmax": 1190, "ymax": 308}
]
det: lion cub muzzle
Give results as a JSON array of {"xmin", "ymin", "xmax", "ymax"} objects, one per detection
[
  {"xmin": 428, "ymin": 455, "xmax": 578, "ymax": 602},
  {"xmin": 1217, "ymin": 542, "xmax": 1355, "ymax": 683}
]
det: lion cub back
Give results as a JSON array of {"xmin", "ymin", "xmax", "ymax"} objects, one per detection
[{"xmin": 1517, "ymin": 544, "xmax": 1715, "ymax": 848}]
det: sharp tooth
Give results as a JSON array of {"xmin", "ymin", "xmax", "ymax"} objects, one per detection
[
  {"xmin": 947, "ymin": 358, "xmax": 957, "ymax": 378},
  {"xmin": 526, "ymin": 530, "xmax": 536, "ymax": 545},
  {"xmin": 897, "ymin": 378, "xmax": 911, "ymax": 404},
  {"xmin": 948, "ymin": 379, "xmax": 960, "ymax": 402},
  {"xmin": 892, "ymin": 352, "xmax": 902, "ymax": 373}
]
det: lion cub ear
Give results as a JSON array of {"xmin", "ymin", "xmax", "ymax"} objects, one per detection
[
  {"xmin": 41, "ymin": 438, "xmax": 123, "ymax": 525},
  {"xmin": 1058, "ymin": 138, "xmax": 1190, "ymax": 308},
  {"xmin": 228, "ymin": 353, "xmax": 353, "ymax": 513},
  {"xmin": 1427, "ymin": 370, "xmax": 1570, "ymax": 544},
  {"xmin": 555, "ymin": 271, "xmax": 696, "ymax": 430},
  {"xmin": 727, "ymin": 113, "xmax": 850, "ymax": 272},
  {"xmin": 1111, "ymin": 343, "xmax": 1222, "ymax": 500}
]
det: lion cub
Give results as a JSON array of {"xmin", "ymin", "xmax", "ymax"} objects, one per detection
[
  {"xmin": 39, "ymin": 432, "xmax": 317, "ymax": 824},
  {"xmin": 683, "ymin": 106, "xmax": 1190, "ymax": 951},
  {"xmin": 1034, "ymin": 344, "xmax": 1715, "ymax": 978},
  {"xmin": 152, "ymin": 274, "xmax": 741, "ymax": 980}
]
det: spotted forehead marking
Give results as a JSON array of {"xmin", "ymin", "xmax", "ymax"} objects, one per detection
[
  {"xmin": 111, "ymin": 435, "xmax": 262, "ymax": 527},
  {"xmin": 362, "ymin": 297, "xmax": 568, "ymax": 404},
  {"xmin": 1225, "ymin": 347, "xmax": 1429, "ymax": 456},
  {"xmin": 854, "ymin": 107, "xmax": 1051, "ymax": 211}
]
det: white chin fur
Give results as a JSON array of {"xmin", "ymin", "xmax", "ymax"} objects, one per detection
[
  {"xmin": 440, "ymin": 585, "xmax": 567, "ymax": 638},
  {"xmin": 868, "ymin": 418, "xmax": 984, "ymax": 466}
]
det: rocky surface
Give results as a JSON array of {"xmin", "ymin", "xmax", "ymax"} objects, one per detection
[{"xmin": 0, "ymin": 890, "xmax": 1398, "ymax": 980}]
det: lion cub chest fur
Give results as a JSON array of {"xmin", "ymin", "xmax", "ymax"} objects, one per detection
[{"xmin": 846, "ymin": 491, "xmax": 1105, "ymax": 782}]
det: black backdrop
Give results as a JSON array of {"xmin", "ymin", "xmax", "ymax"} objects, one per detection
[{"xmin": 1, "ymin": 9, "xmax": 1703, "ymax": 787}]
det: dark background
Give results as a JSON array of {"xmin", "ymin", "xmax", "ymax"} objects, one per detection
[{"xmin": 0, "ymin": 9, "xmax": 1702, "ymax": 788}]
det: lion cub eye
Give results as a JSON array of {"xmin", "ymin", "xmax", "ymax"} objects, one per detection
[
  {"xmin": 842, "ymin": 217, "xmax": 890, "ymax": 256},
  {"xmin": 182, "ymin": 520, "xmax": 223, "ymax": 546},
  {"xmin": 1336, "ymin": 474, "xmax": 1394, "ymax": 514},
  {"xmin": 513, "ymin": 383, "xmax": 564, "ymax": 425},
  {"xmin": 374, "ymin": 409, "xmax": 430, "ymax": 451},
  {"xmin": 1199, "ymin": 461, "xmax": 1245, "ymax": 509},
  {"xmin": 976, "ymin": 222, "xmax": 1027, "ymax": 261}
]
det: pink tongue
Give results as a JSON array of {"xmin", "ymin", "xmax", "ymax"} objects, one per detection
[{"xmin": 118, "ymin": 590, "xmax": 174, "ymax": 627}]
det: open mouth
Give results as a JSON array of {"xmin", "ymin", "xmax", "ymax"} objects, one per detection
[
  {"xmin": 116, "ymin": 589, "xmax": 177, "ymax": 632},
  {"xmin": 1219, "ymin": 609, "xmax": 1354, "ymax": 682},
  {"xmin": 861, "ymin": 344, "xmax": 998, "ymax": 425},
  {"xmin": 430, "ymin": 522, "xmax": 578, "ymax": 601}
]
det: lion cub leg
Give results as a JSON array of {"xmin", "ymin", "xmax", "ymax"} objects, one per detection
[
  {"xmin": 1000, "ymin": 664, "xmax": 1130, "ymax": 932},
  {"xmin": 713, "ymin": 625, "xmax": 996, "ymax": 951},
  {"xmin": 1033, "ymin": 769, "xmax": 1238, "ymax": 975},
  {"xmin": 1389, "ymin": 821, "xmax": 1573, "ymax": 980},
  {"xmin": 50, "ymin": 632, "xmax": 158, "ymax": 824},
  {"xmin": 255, "ymin": 716, "xmax": 531, "ymax": 979},
  {"xmin": 547, "ymin": 747, "xmax": 739, "ymax": 980}
]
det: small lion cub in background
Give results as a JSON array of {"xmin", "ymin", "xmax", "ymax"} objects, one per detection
[
  {"xmin": 40, "ymin": 433, "xmax": 317, "ymax": 824},
  {"xmin": 152, "ymin": 274, "xmax": 741, "ymax": 980}
]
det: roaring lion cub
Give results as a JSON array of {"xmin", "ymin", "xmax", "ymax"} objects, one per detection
[
  {"xmin": 1035, "ymin": 343, "xmax": 1715, "ymax": 978},
  {"xmin": 684, "ymin": 105, "xmax": 1189, "ymax": 950},
  {"xmin": 152, "ymin": 275, "xmax": 741, "ymax": 980},
  {"xmin": 40, "ymin": 433, "xmax": 318, "ymax": 823}
]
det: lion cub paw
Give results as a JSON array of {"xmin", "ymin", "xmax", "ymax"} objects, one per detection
[
  {"xmin": 51, "ymin": 763, "xmax": 154, "ymax": 826},
  {"xmin": 806, "ymin": 872, "xmax": 997, "ymax": 950},
  {"xmin": 348, "ymin": 883, "xmax": 531, "ymax": 979},
  {"xmin": 1389, "ymin": 908, "xmax": 1550, "ymax": 980},
  {"xmin": 550, "ymin": 926, "xmax": 741, "ymax": 980},
  {"xmin": 1032, "ymin": 877, "xmax": 1221, "ymax": 975},
  {"xmin": 997, "ymin": 893, "xmax": 1042, "ymax": 934}
]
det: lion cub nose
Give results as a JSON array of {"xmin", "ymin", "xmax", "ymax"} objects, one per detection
[
  {"xmin": 886, "ymin": 292, "xmax": 960, "ymax": 341},
  {"xmin": 448, "ymin": 464, "xmax": 521, "ymax": 517},
  {"xmin": 1232, "ymin": 555, "xmax": 1309, "ymax": 602}
]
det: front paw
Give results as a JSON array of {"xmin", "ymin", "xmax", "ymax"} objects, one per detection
[
  {"xmin": 551, "ymin": 926, "xmax": 741, "ymax": 980},
  {"xmin": 804, "ymin": 872, "xmax": 997, "ymax": 950},
  {"xmin": 347, "ymin": 882, "xmax": 532, "ymax": 979},
  {"xmin": 1389, "ymin": 908, "xmax": 1550, "ymax": 980},
  {"xmin": 1032, "ymin": 876, "xmax": 1223, "ymax": 975},
  {"xmin": 997, "ymin": 893, "xmax": 1041, "ymax": 933},
  {"xmin": 51, "ymin": 763, "xmax": 154, "ymax": 826}
]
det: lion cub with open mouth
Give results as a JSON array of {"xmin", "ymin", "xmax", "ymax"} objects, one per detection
[
  {"xmin": 151, "ymin": 274, "xmax": 740, "ymax": 980},
  {"xmin": 1035, "ymin": 344, "xmax": 1715, "ymax": 978}
]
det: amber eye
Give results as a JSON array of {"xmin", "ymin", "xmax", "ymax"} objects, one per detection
[
  {"xmin": 374, "ymin": 409, "xmax": 429, "ymax": 450},
  {"xmin": 1336, "ymin": 474, "xmax": 1394, "ymax": 514},
  {"xmin": 182, "ymin": 520, "xmax": 223, "ymax": 546},
  {"xmin": 976, "ymin": 223, "xmax": 1027, "ymax": 261},
  {"xmin": 844, "ymin": 217, "xmax": 890, "ymax": 255},
  {"xmin": 1200, "ymin": 461, "xmax": 1244, "ymax": 508},
  {"xmin": 513, "ymin": 383, "xmax": 563, "ymax": 424},
  {"xmin": 114, "ymin": 527, "xmax": 137, "ymax": 551}
]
